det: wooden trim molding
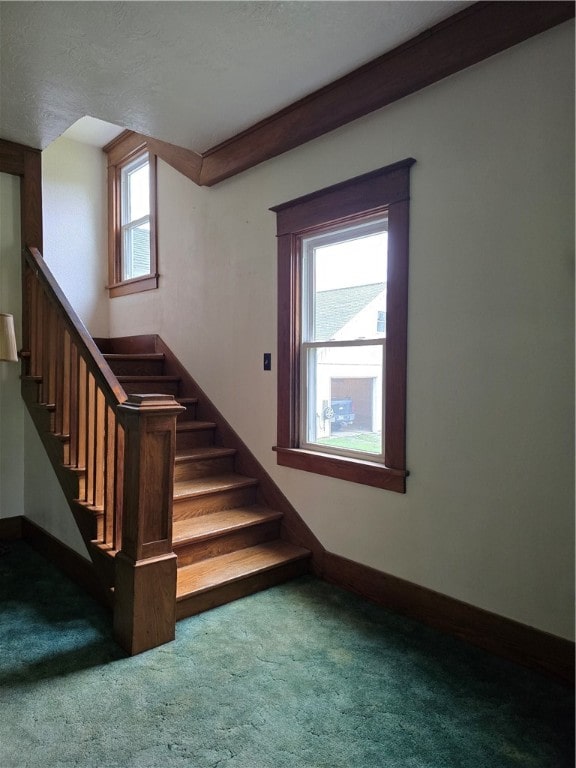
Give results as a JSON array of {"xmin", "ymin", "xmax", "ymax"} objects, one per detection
[
  {"xmin": 322, "ymin": 551, "xmax": 575, "ymax": 685},
  {"xmin": 0, "ymin": 138, "xmax": 42, "ymax": 250},
  {"xmin": 146, "ymin": 136, "xmax": 203, "ymax": 183},
  {"xmin": 0, "ymin": 516, "xmax": 23, "ymax": 540},
  {"xmin": 104, "ymin": 134, "xmax": 158, "ymax": 297},
  {"xmin": 200, "ymin": 1, "xmax": 574, "ymax": 185},
  {"xmin": 201, "ymin": 2, "xmax": 575, "ymax": 185},
  {"xmin": 0, "ymin": 138, "xmax": 43, "ymax": 358},
  {"xmin": 104, "ymin": 3, "xmax": 573, "ymax": 189},
  {"xmin": 104, "ymin": 131, "xmax": 203, "ymax": 185},
  {"xmin": 272, "ymin": 160, "xmax": 414, "ymax": 492}
]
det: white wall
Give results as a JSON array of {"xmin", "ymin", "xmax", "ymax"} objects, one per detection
[
  {"xmin": 109, "ymin": 23, "xmax": 575, "ymax": 641},
  {"xmin": 42, "ymin": 137, "xmax": 109, "ymax": 337},
  {"xmin": 0, "ymin": 173, "xmax": 24, "ymax": 519},
  {"xmin": 24, "ymin": 410, "xmax": 88, "ymax": 554}
]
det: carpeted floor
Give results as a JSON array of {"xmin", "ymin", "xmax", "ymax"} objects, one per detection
[{"xmin": 0, "ymin": 541, "xmax": 573, "ymax": 768}]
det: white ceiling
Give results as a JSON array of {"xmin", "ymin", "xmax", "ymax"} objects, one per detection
[{"xmin": 0, "ymin": 1, "xmax": 471, "ymax": 152}]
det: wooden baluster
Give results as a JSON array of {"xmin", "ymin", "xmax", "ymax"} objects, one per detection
[
  {"xmin": 21, "ymin": 263, "xmax": 32, "ymax": 373},
  {"xmin": 61, "ymin": 330, "xmax": 71, "ymax": 463},
  {"xmin": 114, "ymin": 422, "xmax": 125, "ymax": 551},
  {"xmin": 114, "ymin": 394, "xmax": 184, "ymax": 655},
  {"xmin": 49, "ymin": 303, "xmax": 57, "ymax": 409},
  {"xmin": 33, "ymin": 275, "xmax": 43, "ymax": 380},
  {"xmin": 94, "ymin": 388, "xmax": 105, "ymax": 511},
  {"xmin": 43, "ymin": 299, "xmax": 56, "ymax": 409},
  {"xmin": 104, "ymin": 404, "xmax": 116, "ymax": 547},
  {"xmin": 28, "ymin": 270, "xmax": 39, "ymax": 377},
  {"xmin": 77, "ymin": 357, "xmax": 87, "ymax": 500},
  {"xmin": 86, "ymin": 373, "xmax": 96, "ymax": 507},
  {"xmin": 42, "ymin": 296, "xmax": 54, "ymax": 407},
  {"xmin": 54, "ymin": 313, "xmax": 64, "ymax": 437},
  {"xmin": 68, "ymin": 343, "xmax": 79, "ymax": 469},
  {"xmin": 36, "ymin": 286, "xmax": 45, "ymax": 398}
]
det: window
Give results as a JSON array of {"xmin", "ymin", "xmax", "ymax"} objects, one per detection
[
  {"xmin": 120, "ymin": 155, "xmax": 151, "ymax": 281},
  {"xmin": 300, "ymin": 217, "xmax": 387, "ymax": 459},
  {"xmin": 271, "ymin": 159, "xmax": 415, "ymax": 492},
  {"xmin": 105, "ymin": 133, "xmax": 158, "ymax": 297}
]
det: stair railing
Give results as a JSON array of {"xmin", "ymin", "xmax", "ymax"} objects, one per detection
[{"xmin": 22, "ymin": 247, "xmax": 183, "ymax": 654}]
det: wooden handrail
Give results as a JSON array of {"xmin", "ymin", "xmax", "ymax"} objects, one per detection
[
  {"xmin": 22, "ymin": 247, "xmax": 183, "ymax": 653},
  {"xmin": 24, "ymin": 247, "xmax": 126, "ymax": 407}
]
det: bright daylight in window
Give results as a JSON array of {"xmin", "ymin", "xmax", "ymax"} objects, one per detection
[
  {"xmin": 121, "ymin": 155, "xmax": 151, "ymax": 281},
  {"xmin": 301, "ymin": 216, "xmax": 388, "ymax": 459}
]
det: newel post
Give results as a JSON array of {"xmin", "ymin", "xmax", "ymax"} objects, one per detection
[{"xmin": 114, "ymin": 393, "xmax": 184, "ymax": 655}]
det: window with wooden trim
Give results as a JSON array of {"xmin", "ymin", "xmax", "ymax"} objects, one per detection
[
  {"xmin": 271, "ymin": 159, "xmax": 415, "ymax": 492},
  {"xmin": 105, "ymin": 132, "xmax": 158, "ymax": 297}
]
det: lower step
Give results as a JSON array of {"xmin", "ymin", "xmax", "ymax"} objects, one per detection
[
  {"xmin": 176, "ymin": 541, "xmax": 310, "ymax": 619},
  {"xmin": 173, "ymin": 505, "xmax": 282, "ymax": 565}
]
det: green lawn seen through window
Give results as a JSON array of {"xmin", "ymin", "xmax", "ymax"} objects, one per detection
[{"xmin": 316, "ymin": 431, "xmax": 381, "ymax": 455}]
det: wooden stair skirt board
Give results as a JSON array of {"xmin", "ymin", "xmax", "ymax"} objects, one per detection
[
  {"xmin": 321, "ymin": 551, "xmax": 575, "ymax": 686},
  {"xmin": 97, "ymin": 336, "xmax": 318, "ymax": 622}
]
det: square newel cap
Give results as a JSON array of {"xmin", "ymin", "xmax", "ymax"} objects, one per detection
[{"xmin": 118, "ymin": 393, "xmax": 185, "ymax": 415}]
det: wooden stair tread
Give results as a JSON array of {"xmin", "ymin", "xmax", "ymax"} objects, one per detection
[
  {"xmin": 176, "ymin": 541, "xmax": 310, "ymax": 598},
  {"xmin": 172, "ymin": 505, "xmax": 282, "ymax": 543},
  {"xmin": 174, "ymin": 473, "xmax": 258, "ymax": 499},
  {"xmin": 175, "ymin": 446, "xmax": 236, "ymax": 463},
  {"xmin": 177, "ymin": 397, "xmax": 199, "ymax": 405}
]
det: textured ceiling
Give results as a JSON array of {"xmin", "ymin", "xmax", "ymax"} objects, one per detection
[{"xmin": 0, "ymin": 1, "xmax": 471, "ymax": 151}]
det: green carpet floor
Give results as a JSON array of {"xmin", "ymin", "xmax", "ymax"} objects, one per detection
[{"xmin": 0, "ymin": 541, "xmax": 573, "ymax": 768}]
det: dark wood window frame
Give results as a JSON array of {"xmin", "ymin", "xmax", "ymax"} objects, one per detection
[
  {"xmin": 271, "ymin": 158, "xmax": 415, "ymax": 493},
  {"xmin": 104, "ymin": 132, "xmax": 158, "ymax": 298}
]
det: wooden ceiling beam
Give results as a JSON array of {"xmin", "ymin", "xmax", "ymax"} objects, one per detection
[
  {"xmin": 199, "ymin": 1, "xmax": 574, "ymax": 186},
  {"xmin": 105, "ymin": 2, "xmax": 574, "ymax": 188}
]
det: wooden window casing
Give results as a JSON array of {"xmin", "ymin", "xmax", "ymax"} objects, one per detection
[
  {"xmin": 271, "ymin": 159, "xmax": 415, "ymax": 493},
  {"xmin": 105, "ymin": 132, "xmax": 158, "ymax": 298}
]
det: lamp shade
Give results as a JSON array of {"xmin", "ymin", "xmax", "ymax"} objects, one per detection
[{"xmin": 0, "ymin": 313, "xmax": 18, "ymax": 362}]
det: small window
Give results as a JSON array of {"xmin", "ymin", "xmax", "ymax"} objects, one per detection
[
  {"xmin": 105, "ymin": 133, "xmax": 158, "ymax": 297},
  {"xmin": 271, "ymin": 158, "xmax": 415, "ymax": 492},
  {"xmin": 120, "ymin": 155, "xmax": 151, "ymax": 281}
]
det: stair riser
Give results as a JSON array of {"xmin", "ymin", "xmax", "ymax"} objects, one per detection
[
  {"xmin": 174, "ymin": 455, "xmax": 235, "ymax": 482},
  {"xmin": 175, "ymin": 520, "xmax": 281, "ymax": 566},
  {"xmin": 107, "ymin": 361, "xmax": 165, "ymax": 376},
  {"xmin": 121, "ymin": 380, "xmax": 180, "ymax": 396},
  {"xmin": 175, "ymin": 557, "xmax": 310, "ymax": 620},
  {"xmin": 178, "ymin": 404, "xmax": 198, "ymax": 421},
  {"xmin": 176, "ymin": 429, "xmax": 216, "ymax": 450},
  {"xmin": 173, "ymin": 486, "xmax": 257, "ymax": 520}
]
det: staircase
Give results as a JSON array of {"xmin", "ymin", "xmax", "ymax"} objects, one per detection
[
  {"xmin": 98, "ymin": 341, "xmax": 311, "ymax": 620},
  {"xmin": 20, "ymin": 247, "xmax": 318, "ymax": 654}
]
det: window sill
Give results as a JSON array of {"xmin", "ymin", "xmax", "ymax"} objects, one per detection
[
  {"xmin": 273, "ymin": 446, "xmax": 407, "ymax": 493},
  {"xmin": 107, "ymin": 274, "xmax": 159, "ymax": 298}
]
